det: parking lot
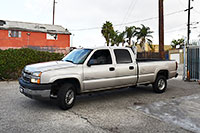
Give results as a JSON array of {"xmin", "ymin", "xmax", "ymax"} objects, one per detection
[{"xmin": 0, "ymin": 76, "xmax": 200, "ymax": 133}]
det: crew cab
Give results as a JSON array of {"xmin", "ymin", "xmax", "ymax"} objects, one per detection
[{"xmin": 19, "ymin": 47, "xmax": 178, "ymax": 110}]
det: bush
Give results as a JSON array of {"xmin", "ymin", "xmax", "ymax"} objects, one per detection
[{"xmin": 0, "ymin": 48, "xmax": 64, "ymax": 80}]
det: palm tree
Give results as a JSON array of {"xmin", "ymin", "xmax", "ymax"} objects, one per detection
[
  {"xmin": 135, "ymin": 24, "xmax": 154, "ymax": 51},
  {"xmin": 110, "ymin": 30, "xmax": 118, "ymax": 46},
  {"xmin": 110, "ymin": 31, "xmax": 126, "ymax": 46},
  {"xmin": 117, "ymin": 31, "xmax": 126, "ymax": 46},
  {"xmin": 101, "ymin": 21, "xmax": 114, "ymax": 46},
  {"xmin": 125, "ymin": 26, "xmax": 137, "ymax": 46},
  {"xmin": 171, "ymin": 38, "xmax": 185, "ymax": 49}
]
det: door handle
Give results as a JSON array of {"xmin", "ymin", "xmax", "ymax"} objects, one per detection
[
  {"xmin": 129, "ymin": 66, "xmax": 134, "ymax": 70},
  {"xmin": 109, "ymin": 67, "xmax": 115, "ymax": 71}
]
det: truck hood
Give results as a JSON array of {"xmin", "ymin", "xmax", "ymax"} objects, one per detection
[{"xmin": 24, "ymin": 61, "xmax": 76, "ymax": 73}]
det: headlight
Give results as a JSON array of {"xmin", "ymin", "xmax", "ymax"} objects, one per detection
[
  {"xmin": 31, "ymin": 72, "xmax": 42, "ymax": 84},
  {"xmin": 31, "ymin": 77, "xmax": 40, "ymax": 84},
  {"xmin": 32, "ymin": 72, "xmax": 42, "ymax": 77}
]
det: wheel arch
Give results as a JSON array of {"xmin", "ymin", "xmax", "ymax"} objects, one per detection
[
  {"xmin": 51, "ymin": 78, "xmax": 81, "ymax": 96},
  {"xmin": 155, "ymin": 70, "xmax": 169, "ymax": 81}
]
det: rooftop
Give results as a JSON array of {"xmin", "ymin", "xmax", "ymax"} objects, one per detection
[{"xmin": 0, "ymin": 20, "xmax": 71, "ymax": 35}]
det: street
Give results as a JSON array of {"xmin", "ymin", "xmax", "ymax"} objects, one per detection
[{"xmin": 0, "ymin": 77, "xmax": 200, "ymax": 133}]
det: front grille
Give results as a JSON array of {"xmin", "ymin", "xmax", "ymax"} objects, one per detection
[{"xmin": 22, "ymin": 70, "xmax": 31, "ymax": 82}]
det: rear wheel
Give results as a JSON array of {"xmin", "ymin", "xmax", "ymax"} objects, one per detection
[
  {"xmin": 153, "ymin": 75, "xmax": 167, "ymax": 93},
  {"xmin": 58, "ymin": 83, "xmax": 76, "ymax": 110}
]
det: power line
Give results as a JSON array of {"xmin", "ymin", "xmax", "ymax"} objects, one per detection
[
  {"xmin": 118, "ymin": 10, "xmax": 185, "ymax": 26},
  {"xmin": 119, "ymin": 0, "xmax": 138, "ymax": 30},
  {"xmin": 165, "ymin": 23, "xmax": 187, "ymax": 33},
  {"xmin": 165, "ymin": 27, "xmax": 186, "ymax": 34},
  {"xmin": 179, "ymin": 0, "xmax": 200, "ymax": 15},
  {"xmin": 120, "ymin": 0, "xmax": 135, "ymax": 26},
  {"xmin": 70, "ymin": 9, "xmax": 185, "ymax": 31}
]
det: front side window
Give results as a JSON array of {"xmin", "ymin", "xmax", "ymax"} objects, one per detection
[
  {"xmin": 62, "ymin": 49, "xmax": 92, "ymax": 64},
  {"xmin": 114, "ymin": 49, "xmax": 132, "ymax": 64},
  {"xmin": 88, "ymin": 50, "xmax": 112, "ymax": 65},
  {"xmin": 8, "ymin": 30, "xmax": 21, "ymax": 38}
]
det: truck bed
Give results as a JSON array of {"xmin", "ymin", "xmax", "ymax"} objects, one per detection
[{"xmin": 136, "ymin": 59, "xmax": 177, "ymax": 84}]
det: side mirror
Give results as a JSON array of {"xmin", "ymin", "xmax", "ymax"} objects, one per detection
[{"xmin": 87, "ymin": 59, "xmax": 97, "ymax": 67}]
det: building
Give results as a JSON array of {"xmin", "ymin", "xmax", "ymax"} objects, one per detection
[
  {"xmin": 0, "ymin": 20, "xmax": 71, "ymax": 50},
  {"xmin": 136, "ymin": 43, "xmax": 172, "ymax": 52},
  {"xmin": 135, "ymin": 44, "xmax": 172, "ymax": 59}
]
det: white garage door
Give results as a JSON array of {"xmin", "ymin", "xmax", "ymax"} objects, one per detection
[{"xmin": 170, "ymin": 54, "xmax": 180, "ymax": 64}]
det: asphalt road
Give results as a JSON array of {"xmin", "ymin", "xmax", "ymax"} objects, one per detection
[{"xmin": 0, "ymin": 77, "xmax": 200, "ymax": 133}]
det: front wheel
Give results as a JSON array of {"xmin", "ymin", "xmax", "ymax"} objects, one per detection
[
  {"xmin": 58, "ymin": 83, "xmax": 76, "ymax": 110},
  {"xmin": 152, "ymin": 75, "xmax": 167, "ymax": 93}
]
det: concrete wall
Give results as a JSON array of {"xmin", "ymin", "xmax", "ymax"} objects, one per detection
[{"xmin": 169, "ymin": 49, "xmax": 186, "ymax": 64}]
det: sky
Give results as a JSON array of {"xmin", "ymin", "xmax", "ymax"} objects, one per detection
[{"xmin": 1, "ymin": 0, "xmax": 200, "ymax": 48}]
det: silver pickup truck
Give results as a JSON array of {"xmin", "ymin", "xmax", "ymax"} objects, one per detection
[{"xmin": 19, "ymin": 47, "xmax": 178, "ymax": 110}]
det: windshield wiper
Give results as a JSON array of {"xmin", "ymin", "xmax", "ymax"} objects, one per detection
[{"xmin": 64, "ymin": 60, "xmax": 74, "ymax": 63}]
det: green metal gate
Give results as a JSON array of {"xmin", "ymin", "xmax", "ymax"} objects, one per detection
[{"xmin": 187, "ymin": 46, "xmax": 200, "ymax": 80}]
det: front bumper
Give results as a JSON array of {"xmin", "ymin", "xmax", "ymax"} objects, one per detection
[{"xmin": 19, "ymin": 78, "xmax": 51, "ymax": 100}]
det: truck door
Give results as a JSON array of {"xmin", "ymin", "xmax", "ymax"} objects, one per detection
[
  {"xmin": 83, "ymin": 49, "xmax": 116, "ymax": 90},
  {"xmin": 113, "ymin": 49, "xmax": 137, "ymax": 86}
]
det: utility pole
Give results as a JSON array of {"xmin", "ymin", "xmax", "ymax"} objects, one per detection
[
  {"xmin": 159, "ymin": 0, "xmax": 165, "ymax": 59},
  {"xmin": 186, "ymin": 0, "xmax": 193, "ymax": 47},
  {"xmin": 183, "ymin": 0, "xmax": 193, "ymax": 80},
  {"xmin": 52, "ymin": 0, "xmax": 56, "ymax": 25}
]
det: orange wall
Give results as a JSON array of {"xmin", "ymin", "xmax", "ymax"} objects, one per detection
[{"xmin": 0, "ymin": 29, "xmax": 70, "ymax": 48}]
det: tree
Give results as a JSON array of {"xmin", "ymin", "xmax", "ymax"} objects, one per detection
[
  {"xmin": 101, "ymin": 22, "xmax": 154, "ymax": 48},
  {"xmin": 101, "ymin": 21, "xmax": 114, "ymax": 46},
  {"xmin": 110, "ymin": 30, "xmax": 118, "ymax": 46},
  {"xmin": 117, "ymin": 31, "xmax": 126, "ymax": 46},
  {"xmin": 171, "ymin": 38, "xmax": 185, "ymax": 49},
  {"xmin": 125, "ymin": 26, "xmax": 137, "ymax": 46},
  {"xmin": 135, "ymin": 24, "xmax": 154, "ymax": 51},
  {"xmin": 110, "ymin": 31, "xmax": 126, "ymax": 46}
]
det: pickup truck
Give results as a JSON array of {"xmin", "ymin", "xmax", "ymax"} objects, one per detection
[{"xmin": 19, "ymin": 47, "xmax": 178, "ymax": 110}]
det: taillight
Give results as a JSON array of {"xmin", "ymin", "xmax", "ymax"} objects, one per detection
[{"xmin": 175, "ymin": 62, "xmax": 178, "ymax": 70}]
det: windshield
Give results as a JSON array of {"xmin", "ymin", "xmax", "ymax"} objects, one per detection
[{"xmin": 62, "ymin": 49, "xmax": 92, "ymax": 64}]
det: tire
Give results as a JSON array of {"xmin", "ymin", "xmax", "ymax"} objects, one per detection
[
  {"xmin": 58, "ymin": 83, "xmax": 76, "ymax": 110},
  {"xmin": 152, "ymin": 75, "xmax": 167, "ymax": 93}
]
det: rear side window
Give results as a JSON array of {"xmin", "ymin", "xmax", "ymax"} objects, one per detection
[{"xmin": 114, "ymin": 49, "xmax": 132, "ymax": 64}]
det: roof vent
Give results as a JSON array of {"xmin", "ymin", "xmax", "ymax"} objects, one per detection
[
  {"xmin": 47, "ymin": 30, "xmax": 56, "ymax": 32},
  {"xmin": 34, "ymin": 25, "xmax": 40, "ymax": 29},
  {"xmin": 39, "ymin": 26, "xmax": 46, "ymax": 29},
  {"xmin": 0, "ymin": 20, "xmax": 6, "ymax": 26}
]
